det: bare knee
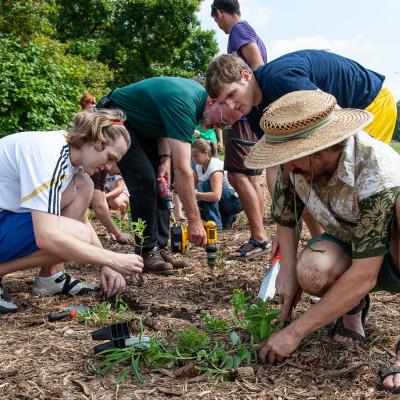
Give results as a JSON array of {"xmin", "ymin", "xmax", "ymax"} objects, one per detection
[
  {"xmin": 296, "ymin": 241, "xmax": 351, "ymax": 296},
  {"xmin": 61, "ymin": 172, "xmax": 94, "ymax": 220}
]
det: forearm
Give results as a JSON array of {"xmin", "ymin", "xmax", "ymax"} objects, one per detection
[
  {"xmin": 196, "ymin": 191, "xmax": 220, "ymax": 203},
  {"xmin": 277, "ymin": 224, "xmax": 298, "ymax": 270},
  {"xmin": 36, "ymin": 229, "xmax": 119, "ymax": 268},
  {"xmin": 157, "ymin": 137, "xmax": 171, "ymax": 156},
  {"xmin": 105, "ymin": 187, "xmax": 123, "ymax": 199},
  {"xmin": 92, "ymin": 202, "xmax": 121, "ymax": 237},
  {"xmin": 174, "ymin": 166, "xmax": 201, "ymax": 223}
]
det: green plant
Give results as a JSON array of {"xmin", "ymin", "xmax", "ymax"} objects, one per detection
[
  {"xmin": 131, "ymin": 218, "xmax": 147, "ymax": 255},
  {"xmin": 91, "ymin": 290, "xmax": 281, "ymax": 384},
  {"xmin": 77, "ymin": 294, "xmax": 134, "ymax": 326}
]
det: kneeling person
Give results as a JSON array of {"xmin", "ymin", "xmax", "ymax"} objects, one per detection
[
  {"xmin": 192, "ymin": 139, "xmax": 242, "ymax": 229},
  {"xmin": 0, "ymin": 109, "xmax": 143, "ymax": 314},
  {"xmin": 245, "ymin": 90, "xmax": 400, "ymax": 393}
]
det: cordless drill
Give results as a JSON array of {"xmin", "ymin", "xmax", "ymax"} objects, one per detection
[
  {"xmin": 156, "ymin": 177, "xmax": 176, "ymax": 224},
  {"xmin": 170, "ymin": 221, "xmax": 218, "ymax": 268}
]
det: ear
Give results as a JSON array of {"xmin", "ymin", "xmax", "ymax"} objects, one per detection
[{"xmin": 241, "ymin": 69, "xmax": 252, "ymax": 82}]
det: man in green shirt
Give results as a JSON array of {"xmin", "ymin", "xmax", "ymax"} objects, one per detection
[{"xmin": 98, "ymin": 77, "xmax": 239, "ymax": 274}]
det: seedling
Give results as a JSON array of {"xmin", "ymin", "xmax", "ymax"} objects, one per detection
[
  {"xmin": 91, "ymin": 290, "xmax": 282, "ymax": 384},
  {"xmin": 131, "ymin": 218, "xmax": 148, "ymax": 255},
  {"xmin": 77, "ymin": 294, "xmax": 135, "ymax": 326}
]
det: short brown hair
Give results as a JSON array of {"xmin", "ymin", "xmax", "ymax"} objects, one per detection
[
  {"xmin": 67, "ymin": 109, "xmax": 131, "ymax": 150},
  {"xmin": 80, "ymin": 93, "xmax": 96, "ymax": 110},
  {"xmin": 206, "ymin": 54, "xmax": 250, "ymax": 98}
]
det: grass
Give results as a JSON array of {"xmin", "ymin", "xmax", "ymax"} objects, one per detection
[{"xmin": 391, "ymin": 142, "xmax": 400, "ymax": 153}]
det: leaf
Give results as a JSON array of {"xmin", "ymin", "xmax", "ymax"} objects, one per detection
[
  {"xmin": 232, "ymin": 355, "xmax": 242, "ymax": 368},
  {"xmin": 222, "ymin": 356, "xmax": 234, "ymax": 369},
  {"xmin": 230, "ymin": 331, "xmax": 240, "ymax": 347}
]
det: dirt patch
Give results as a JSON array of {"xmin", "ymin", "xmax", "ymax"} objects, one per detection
[{"xmin": 0, "ymin": 178, "xmax": 398, "ymax": 399}]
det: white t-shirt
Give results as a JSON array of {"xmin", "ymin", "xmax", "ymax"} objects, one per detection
[
  {"xmin": 105, "ymin": 174, "xmax": 129, "ymax": 196},
  {"xmin": 195, "ymin": 157, "xmax": 232, "ymax": 188},
  {"xmin": 0, "ymin": 130, "xmax": 76, "ymax": 215}
]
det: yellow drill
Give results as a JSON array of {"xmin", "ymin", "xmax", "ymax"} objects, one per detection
[{"xmin": 170, "ymin": 221, "xmax": 218, "ymax": 268}]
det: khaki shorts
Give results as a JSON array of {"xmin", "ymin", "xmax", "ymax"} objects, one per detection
[
  {"xmin": 308, "ymin": 233, "xmax": 400, "ymax": 293},
  {"xmin": 224, "ymin": 119, "xmax": 262, "ymax": 176}
]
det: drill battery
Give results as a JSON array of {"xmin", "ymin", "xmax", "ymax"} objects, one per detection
[{"xmin": 170, "ymin": 221, "xmax": 218, "ymax": 268}]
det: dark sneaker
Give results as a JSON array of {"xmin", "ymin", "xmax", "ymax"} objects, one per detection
[
  {"xmin": 160, "ymin": 249, "xmax": 189, "ymax": 269},
  {"xmin": 143, "ymin": 247, "xmax": 174, "ymax": 275},
  {"xmin": 0, "ymin": 277, "xmax": 18, "ymax": 314},
  {"xmin": 33, "ymin": 271, "xmax": 99, "ymax": 295}
]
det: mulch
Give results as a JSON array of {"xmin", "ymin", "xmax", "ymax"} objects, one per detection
[{"xmin": 1, "ymin": 179, "xmax": 399, "ymax": 399}]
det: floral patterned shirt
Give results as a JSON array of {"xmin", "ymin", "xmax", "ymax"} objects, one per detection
[{"xmin": 272, "ymin": 131, "xmax": 400, "ymax": 258}]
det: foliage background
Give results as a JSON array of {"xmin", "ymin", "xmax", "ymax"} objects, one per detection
[{"xmin": 0, "ymin": 0, "xmax": 218, "ymax": 135}]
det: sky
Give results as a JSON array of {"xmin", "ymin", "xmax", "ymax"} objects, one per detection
[{"xmin": 197, "ymin": 0, "xmax": 400, "ymax": 101}]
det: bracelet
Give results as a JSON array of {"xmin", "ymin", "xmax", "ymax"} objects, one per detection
[{"xmin": 159, "ymin": 154, "xmax": 171, "ymax": 160}]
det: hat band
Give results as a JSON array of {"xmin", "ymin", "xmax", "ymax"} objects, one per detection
[{"xmin": 264, "ymin": 113, "xmax": 337, "ymax": 143}]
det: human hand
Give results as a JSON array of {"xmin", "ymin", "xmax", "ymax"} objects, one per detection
[
  {"xmin": 100, "ymin": 266, "xmax": 127, "ymax": 298},
  {"xmin": 113, "ymin": 231, "xmax": 135, "ymax": 245},
  {"xmin": 113, "ymin": 253, "xmax": 143, "ymax": 275},
  {"xmin": 275, "ymin": 267, "xmax": 302, "ymax": 322},
  {"xmin": 217, "ymin": 141, "xmax": 224, "ymax": 153},
  {"xmin": 258, "ymin": 325, "xmax": 302, "ymax": 364},
  {"xmin": 193, "ymin": 130, "xmax": 201, "ymax": 138},
  {"xmin": 157, "ymin": 159, "xmax": 171, "ymax": 186},
  {"xmin": 187, "ymin": 218, "xmax": 207, "ymax": 247}
]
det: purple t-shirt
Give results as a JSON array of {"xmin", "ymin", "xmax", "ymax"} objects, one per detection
[
  {"xmin": 227, "ymin": 21, "xmax": 267, "ymax": 64},
  {"xmin": 228, "ymin": 20, "xmax": 267, "ymax": 121}
]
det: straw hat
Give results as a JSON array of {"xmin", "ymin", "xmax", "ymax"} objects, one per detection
[{"xmin": 244, "ymin": 90, "xmax": 373, "ymax": 169}]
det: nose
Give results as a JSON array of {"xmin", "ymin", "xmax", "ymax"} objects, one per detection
[
  {"xmin": 283, "ymin": 162, "xmax": 295, "ymax": 174},
  {"xmin": 224, "ymin": 98, "xmax": 236, "ymax": 109},
  {"xmin": 104, "ymin": 162, "xmax": 114, "ymax": 172}
]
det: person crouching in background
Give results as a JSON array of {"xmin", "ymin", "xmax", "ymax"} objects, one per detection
[{"xmin": 192, "ymin": 139, "xmax": 242, "ymax": 229}]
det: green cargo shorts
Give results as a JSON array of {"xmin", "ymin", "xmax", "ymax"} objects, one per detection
[{"xmin": 307, "ymin": 233, "xmax": 400, "ymax": 293}]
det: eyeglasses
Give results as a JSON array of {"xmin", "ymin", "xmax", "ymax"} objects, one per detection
[{"xmin": 220, "ymin": 106, "xmax": 228, "ymax": 127}]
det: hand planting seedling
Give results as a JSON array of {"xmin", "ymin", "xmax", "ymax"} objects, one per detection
[{"xmin": 90, "ymin": 290, "xmax": 282, "ymax": 384}]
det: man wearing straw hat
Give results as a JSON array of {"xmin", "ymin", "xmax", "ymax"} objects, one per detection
[{"xmin": 247, "ymin": 90, "xmax": 400, "ymax": 393}]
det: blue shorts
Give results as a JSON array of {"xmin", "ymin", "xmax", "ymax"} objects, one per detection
[{"xmin": 0, "ymin": 210, "xmax": 39, "ymax": 263}]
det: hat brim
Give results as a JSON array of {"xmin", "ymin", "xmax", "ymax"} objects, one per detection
[{"xmin": 244, "ymin": 108, "xmax": 373, "ymax": 169}]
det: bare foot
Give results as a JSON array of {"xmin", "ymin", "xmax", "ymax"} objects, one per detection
[{"xmin": 382, "ymin": 351, "xmax": 400, "ymax": 391}]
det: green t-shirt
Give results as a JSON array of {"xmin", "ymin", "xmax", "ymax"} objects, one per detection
[
  {"xmin": 193, "ymin": 124, "xmax": 218, "ymax": 143},
  {"xmin": 111, "ymin": 77, "xmax": 208, "ymax": 142}
]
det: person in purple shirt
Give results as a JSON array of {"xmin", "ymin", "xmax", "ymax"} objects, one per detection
[{"xmin": 211, "ymin": 0, "xmax": 271, "ymax": 260}]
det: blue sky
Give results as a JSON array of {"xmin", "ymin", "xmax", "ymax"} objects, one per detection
[{"xmin": 197, "ymin": 0, "xmax": 400, "ymax": 101}]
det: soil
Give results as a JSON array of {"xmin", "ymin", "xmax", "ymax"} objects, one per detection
[{"xmin": 1, "ymin": 178, "xmax": 399, "ymax": 399}]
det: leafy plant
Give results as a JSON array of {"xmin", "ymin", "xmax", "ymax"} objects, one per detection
[
  {"xmin": 91, "ymin": 290, "xmax": 281, "ymax": 384},
  {"xmin": 131, "ymin": 218, "xmax": 147, "ymax": 255},
  {"xmin": 77, "ymin": 294, "xmax": 134, "ymax": 326}
]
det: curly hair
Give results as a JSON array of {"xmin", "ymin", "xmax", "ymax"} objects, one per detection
[{"xmin": 67, "ymin": 109, "xmax": 131, "ymax": 150}]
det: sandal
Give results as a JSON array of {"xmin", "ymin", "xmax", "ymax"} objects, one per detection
[
  {"xmin": 378, "ymin": 341, "xmax": 400, "ymax": 394},
  {"xmin": 229, "ymin": 238, "xmax": 271, "ymax": 260},
  {"xmin": 331, "ymin": 294, "xmax": 370, "ymax": 343}
]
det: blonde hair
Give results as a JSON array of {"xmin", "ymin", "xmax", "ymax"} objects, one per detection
[
  {"xmin": 206, "ymin": 54, "xmax": 250, "ymax": 98},
  {"xmin": 192, "ymin": 138, "xmax": 217, "ymax": 158},
  {"xmin": 67, "ymin": 109, "xmax": 131, "ymax": 150}
]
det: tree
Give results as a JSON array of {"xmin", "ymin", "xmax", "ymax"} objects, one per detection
[
  {"xmin": 53, "ymin": 0, "xmax": 219, "ymax": 85},
  {"xmin": 0, "ymin": 0, "xmax": 112, "ymax": 135}
]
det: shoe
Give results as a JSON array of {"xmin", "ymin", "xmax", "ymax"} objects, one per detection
[
  {"xmin": 229, "ymin": 238, "xmax": 272, "ymax": 260},
  {"xmin": 0, "ymin": 277, "xmax": 18, "ymax": 314},
  {"xmin": 142, "ymin": 247, "xmax": 174, "ymax": 275},
  {"xmin": 331, "ymin": 294, "xmax": 370, "ymax": 343},
  {"xmin": 160, "ymin": 249, "xmax": 189, "ymax": 269},
  {"xmin": 33, "ymin": 271, "xmax": 99, "ymax": 296},
  {"xmin": 378, "ymin": 340, "xmax": 400, "ymax": 394}
]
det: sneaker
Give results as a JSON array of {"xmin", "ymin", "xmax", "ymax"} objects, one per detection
[
  {"xmin": 160, "ymin": 249, "xmax": 189, "ymax": 269},
  {"xmin": 33, "ymin": 271, "xmax": 99, "ymax": 296},
  {"xmin": 0, "ymin": 277, "xmax": 18, "ymax": 314},
  {"xmin": 142, "ymin": 247, "xmax": 174, "ymax": 275}
]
